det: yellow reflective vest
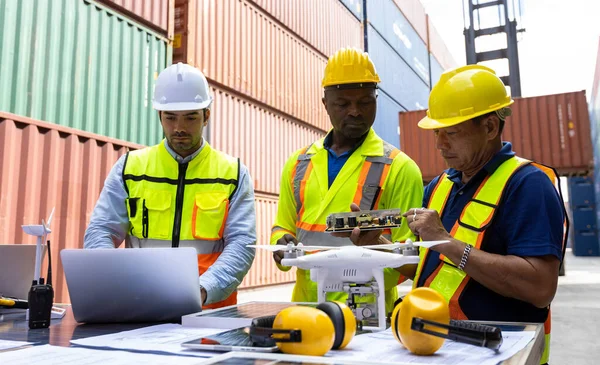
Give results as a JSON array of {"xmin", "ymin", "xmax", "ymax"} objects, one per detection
[
  {"xmin": 414, "ymin": 156, "xmax": 566, "ymax": 364},
  {"xmin": 271, "ymin": 129, "xmax": 424, "ymax": 313},
  {"xmin": 123, "ymin": 141, "xmax": 240, "ymax": 309}
]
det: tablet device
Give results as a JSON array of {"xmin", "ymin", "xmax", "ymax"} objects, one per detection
[{"xmin": 181, "ymin": 327, "xmax": 278, "ymax": 353}]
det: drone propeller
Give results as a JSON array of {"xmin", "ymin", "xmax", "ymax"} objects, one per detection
[
  {"xmin": 361, "ymin": 239, "xmax": 449, "ymax": 250},
  {"xmin": 246, "ymin": 243, "xmax": 338, "ymax": 252}
]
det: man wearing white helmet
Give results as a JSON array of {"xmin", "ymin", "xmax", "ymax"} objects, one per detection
[{"xmin": 84, "ymin": 63, "xmax": 256, "ymax": 309}]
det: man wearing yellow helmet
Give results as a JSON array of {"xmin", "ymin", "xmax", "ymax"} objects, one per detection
[
  {"xmin": 270, "ymin": 47, "xmax": 424, "ymax": 314},
  {"xmin": 403, "ymin": 65, "xmax": 566, "ymax": 365}
]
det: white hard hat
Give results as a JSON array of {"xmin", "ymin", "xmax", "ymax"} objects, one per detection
[{"xmin": 153, "ymin": 62, "xmax": 212, "ymax": 111}]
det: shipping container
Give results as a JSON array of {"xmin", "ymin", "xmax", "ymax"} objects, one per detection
[
  {"xmin": 0, "ymin": 112, "xmax": 143, "ymax": 304},
  {"xmin": 572, "ymin": 231, "xmax": 600, "ymax": 256},
  {"xmin": 240, "ymin": 193, "xmax": 296, "ymax": 288},
  {"xmin": 392, "ymin": 0, "xmax": 428, "ymax": 45},
  {"xmin": 338, "ymin": 0, "xmax": 363, "ymax": 21},
  {"xmin": 400, "ymin": 91, "xmax": 594, "ymax": 182},
  {"xmin": 0, "ymin": 0, "xmax": 171, "ymax": 146},
  {"xmin": 367, "ymin": 25, "xmax": 429, "ymax": 111},
  {"xmin": 367, "ymin": 0, "xmax": 429, "ymax": 85},
  {"xmin": 426, "ymin": 15, "xmax": 457, "ymax": 70},
  {"xmin": 373, "ymin": 89, "xmax": 406, "ymax": 148},
  {"xmin": 173, "ymin": 0, "xmax": 188, "ymax": 63},
  {"xmin": 178, "ymin": 0, "xmax": 330, "ymax": 132},
  {"xmin": 0, "ymin": 112, "xmax": 298, "ymax": 302},
  {"xmin": 251, "ymin": 0, "xmax": 363, "ymax": 58},
  {"xmin": 99, "ymin": 0, "xmax": 172, "ymax": 36},
  {"xmin": 209, "ymin": 86, "xmax": 327, "ymax": 195},
  {"xmin": 429, "ymin": 52, "xmax": 444, "ymax": 88}
]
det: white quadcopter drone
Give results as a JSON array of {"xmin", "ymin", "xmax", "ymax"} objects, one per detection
[{"xmin": 248, "ymin": 238, "xmax": 448, "ymax": 331}]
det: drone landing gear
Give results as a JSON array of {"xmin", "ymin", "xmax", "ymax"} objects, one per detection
[{"xmin": 344, "ymin": 282, "xmax": 379, "ymax": 331}]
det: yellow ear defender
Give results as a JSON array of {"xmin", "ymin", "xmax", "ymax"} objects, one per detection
[
  {"xmin": 249, "ymin": 301, "xmax": 356, "ymax": 356},
  {"xmin": 390, "ymin": 287, "xmax": 503, "ymax": 355}
]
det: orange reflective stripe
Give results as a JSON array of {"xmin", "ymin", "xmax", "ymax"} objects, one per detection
[
  {"xmin": 544, "ymin": 308, "xmax": 551, "ymax": 334},
  {"xmin": 296, "ymin": 221, "xmax": 328, "ymax": 231},
  {"xmin": 203, "ymin": 292, "xmax": 237, "ymax": 309},
  {"xmin": 196, "ymin": 253, "xmax": 237, "ymax": 309},
  {"xmin": 270, "ymin": 227, "xmax": 295, "ymax": 239},
  {"xmin": 297, "ymin": 162, "xmax": 313, "ymax": 219},
  {"xmin": 290, "ymin": 146, "xmax": 309, "ymax": 193},
  {"xmin": 352, "ymin": 161, "xmax": 372, "ymax": 206},
  {"xmin": 448, "ymin": 277, "xmax": 469, "ymax": 320}
]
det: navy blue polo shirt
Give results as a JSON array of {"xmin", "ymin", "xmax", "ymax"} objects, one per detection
[
  {"xmin": 418, "ymin": 142, "xmax": 564, "ymax": 323},
  {"xmin": 323, "ymin": 132, "xmax": 364, "ymax": 188}
]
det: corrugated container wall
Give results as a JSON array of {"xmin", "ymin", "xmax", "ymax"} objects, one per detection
[
  {"xmin": 429, "ymin": 53, "xmax": 444, "ymax": 89},
  {"xmin": 426, "ymin": 15, "xmax": 457, "ymax": 70},
  {"xmin": 0, "ymin": 112, "xmax": 144, "ymax": 304},
  {"xmin": 0, "ymin": 0, "xmax": 171, "ymax": 146},
  {"xmin": 400, "ymin": 91, "xmax": 594, "ymax": 182},
  {"xmin": 590, "ymin": 37, "xmax": 600, "ymax": 234},
  {"xmin": 367, "ymin": 25, "xmax": 429, "ymax": 111},
  {"xmin": 209, "ymin": 86, "xmax": 326, "ymax": 195},
  {"xmin": 241, "ymin": 194, "xmax": 296, "ymax": 287},
  {"xmin": 99, "ymin": 0, "xmax": 172, "ymax": 36},
  {"xmin": 367, "ymin": 0, "xmax": 430, "ymax": 85},
  {"xmin": 392, "ymin": 0, "xmax": 428, "ymax": 45},
  {"xmin": 372, "ymin": 90, "xmax": 406, "ymax": 148},
  {"xmin": 338, "ymin": 0, "xmax": 363, "ymax": 21},
  {"xmin": 178, "ymin": 0, "xmax": 331, "ymax": 132},
  {"xmin": 251, "ymin": 0, "xmax": 363, "ymax": 57}
]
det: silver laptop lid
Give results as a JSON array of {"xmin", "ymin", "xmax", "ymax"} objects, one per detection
[
  {"xmin": 0, "ymin": 244, "xmax": 37, "ymax": 300},
  {"xmin": 61, "ymin": 247, "xmax": 202, "ymax": 323}
]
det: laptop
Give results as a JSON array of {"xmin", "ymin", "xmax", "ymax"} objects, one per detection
[
  {"xmin": 0, "ymin": 244, "xmax": 37, "ymax": 300},
  {"xmin": 61, "ymin": 247, "xmax": 202, "ymax": 323}
]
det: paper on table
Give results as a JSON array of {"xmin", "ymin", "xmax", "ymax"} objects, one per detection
[
  {"xmin": 70, "ymin": 323, "xmax": 223, "ymax": 357},
  {"xmin": 0, "ymin": 339, "xmax": 34, "ymax": 352},
  {"xmin": 0, "ymin": 344, "xmax": 207, "ymax": 365},
  {"xmin": 326, "ymin": 329, "xmax": 536, "ymax": 365}
]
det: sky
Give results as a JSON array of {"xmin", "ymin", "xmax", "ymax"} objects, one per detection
[{"xmin": 420, "ymin": 0, "xmax": 600, "ymax": 99}]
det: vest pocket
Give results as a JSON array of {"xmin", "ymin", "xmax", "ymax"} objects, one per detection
[
  {"xmin": 144, "ymin": 190, "xmax": 172, "ymax": 239},
  {"xmin": 126, "ymin": 197, "xmax": 143, "ymax": 236},
  {"xmin": 192, "ymin": 191, "xmax": 230, "ymax": 240}
]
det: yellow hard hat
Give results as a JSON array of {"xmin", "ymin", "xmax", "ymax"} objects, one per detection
[
  {"xmin": 418, "ymin": 65, "xmax": 514, "ymax": 129},
  {"xmin": 391, "ymin": 287, "xmax": 450, "ymax": 355},
  {"xmin": 322, "ymin": 47, "xmax": 381, "ymax": 89}
]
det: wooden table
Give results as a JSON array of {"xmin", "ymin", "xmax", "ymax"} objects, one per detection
[{"xmin": 0, "ymin": 307, "xmax": 544, "ymax": 364}]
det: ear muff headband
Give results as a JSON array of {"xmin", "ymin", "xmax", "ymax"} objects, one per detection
[{"xmin": 317, "ymin": 302, "xmax": 345, "ymax": 349}]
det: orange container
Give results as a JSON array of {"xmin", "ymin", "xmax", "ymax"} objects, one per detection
[
  {"xmin": 399, "ymin": 91, "xmax": 594, "ymax": 182},
  {"xmin": 251, "ymin": 0, "xmax": 363, "ymax": 57},
  {"xmin": 177, "ymin": 0, "xmax": 330, "ymax": 132},
  {"xmin": 99, "ymin": 0, "xmax": 172, "ymax": 36},
  {"xmin": 208, "ymin": 86, "xmax": 327, "ymax": 195}
]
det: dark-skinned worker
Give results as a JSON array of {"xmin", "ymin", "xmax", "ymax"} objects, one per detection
[
  {"xmin": 401, "ymin": 65, "xmax": 567, "ymax": 365},
  {"xmin": 270, "ymin": 47, "xmax": 424, "ymax": 313},
  {"xmin": 84, "ymin": 63, "xmax": 256, "ymax": 309}
]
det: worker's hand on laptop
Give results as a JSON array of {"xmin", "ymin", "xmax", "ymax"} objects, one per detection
[
  {"xmin": 201, "ymin": 287, "xmax": 207, "ymax": 304},
  {"xmin": 331, "ymin": 203, "xmax": 389, "ymax": 246},
  {"xmin": 273, "ymin": 234, "xmax": 298, "ymax": 265}
]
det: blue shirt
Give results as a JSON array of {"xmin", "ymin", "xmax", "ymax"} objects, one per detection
[
  {"xmin": 418, "ymin": 142, "xmax": 564, "ymax": 322},
  {"xmin": 323, "ymin": 132, "xmax": 363, "ymax": 188},
  {"xmin": 83, "ymin": 140, "xmax": 256, "ymax": 305}
]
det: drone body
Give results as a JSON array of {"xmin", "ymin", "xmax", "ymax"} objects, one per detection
[{"xmin": 248, "ymin": 239, "xmax": 448, "ymax": 331}]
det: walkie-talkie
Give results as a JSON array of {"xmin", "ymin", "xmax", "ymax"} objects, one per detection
[{"xmin": 28, "ymin": 240, "xmax": 54, "ymax": 329}]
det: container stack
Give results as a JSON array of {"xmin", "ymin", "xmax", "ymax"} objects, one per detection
[
  {"xmin": 0, "ymin": 0, "xmax": 172, "ymax": 303},
  {"xmin": 173, "ymin": 0, "xmax": 363, "ymax": 288}
]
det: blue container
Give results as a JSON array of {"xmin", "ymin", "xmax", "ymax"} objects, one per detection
[
  {"xmin": 568, "ymin": 176, "xmax": 596, "ymax": 208},
  {"xmin": 367, "ymin": 0, "xmax": 430, "ymax": 85},
  {"xmin": 572, "ymin": 207, "xmax": 598, "ymax": 231},
  {"xmin": 572, "ymin": 230, "xmax": 600, "ymax": 256},
  {"xmin": 372, "ymin": 89, "xmax": 406, "ymax": 148},
  {"xmin": 429, "ymin": 53, "xmax": 444, "ymax": 89},
  {"xmin": 367, "ymin": 25, "xmax": 429, "ymax": 111},
  {"xmin": 339, "ymin": 0, "xmax": 363, "ymax": 21}
]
